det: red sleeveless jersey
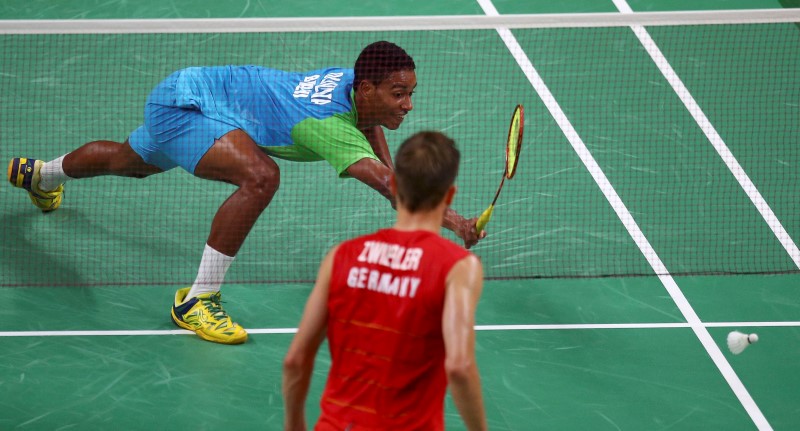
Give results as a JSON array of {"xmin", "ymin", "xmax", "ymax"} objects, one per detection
[{"xmin": 317, "ymin": 228, "xmax": 471, "ymax": 431}]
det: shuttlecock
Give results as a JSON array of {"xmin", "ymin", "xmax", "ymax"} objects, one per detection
[{"xmin": 727, "ymin": 331, "xmax": 758, "ymax": 355}]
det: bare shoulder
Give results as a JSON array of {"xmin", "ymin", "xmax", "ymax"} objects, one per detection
[
  {"xmin": 454, "ymin": 253, "xmax": 483, "ymax": 271},
  {"xmin": 447, "ymin": 254, "xmax": 484, "ymax": 285},
  {"xmin": 318, "ymin": 244, "xmax": 342, "ymax": 272}
]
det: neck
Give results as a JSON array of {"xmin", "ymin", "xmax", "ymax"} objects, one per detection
[
  {"xmin": 354, "ymin": 91, "xmax": 377, "ymax": 129},
  {"xmin": 393, "ymin": 204, "xmax": 446, "ymax": 234}
]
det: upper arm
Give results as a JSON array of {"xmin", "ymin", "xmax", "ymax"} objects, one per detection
[
  {"xmin": 285, "ymin": 246, "xmax": 339, "ymax": 363},
  {"xmin": 442, "ymin": 255, "xmax": 484, "ymax": 365},
  {"xmin": 362, "ymin": 126, "xmax": 393, "ymax": 170}
]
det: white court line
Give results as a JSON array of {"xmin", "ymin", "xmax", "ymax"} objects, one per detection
[
  {"xmin": 0, "ymin": 328, "xmax": 298, "ymax": 337},
  {"xmin": 612, "ymin": 1, "xmax": 784, "ymax": 428},
  {"xmin": 476, "ymin": 0, "xmax": 773, "ymax": 429},
  {"xmin": 2, "ymin": 321, "xmax": 799, "ymax": 337},
  {"xmin": 611, "ymin": 1, "xmax": 800, "ymax": 270},
  {"xmin": 481, "ymin": 321, "xmax": 800, "ymax": 330},
  {"xmin": 704, "ymin": 321, "xmax": 800, "ymax": 328}
]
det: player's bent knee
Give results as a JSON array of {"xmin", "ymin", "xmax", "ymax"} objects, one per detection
[{"xmin": 243, "ymin": 164, "xmax": 280, "ymax": 200}]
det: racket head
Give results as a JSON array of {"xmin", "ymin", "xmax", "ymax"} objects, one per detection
[{"xmin": 505, "ymin": 104, "xmax": 524, "ymax": 179}]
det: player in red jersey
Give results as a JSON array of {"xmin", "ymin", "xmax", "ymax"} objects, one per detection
[{"xmin": 282, "ymin": 131, "xmax": 487, "ymax": 431}]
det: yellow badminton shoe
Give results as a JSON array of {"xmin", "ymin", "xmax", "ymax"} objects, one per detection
[
  {"xmin": 171, "ymin": 287, "xmax": 248, "ymax": 345},
  {"xmin": 7, "ymin": 157, "xmax": 64, "ymax": 212}
]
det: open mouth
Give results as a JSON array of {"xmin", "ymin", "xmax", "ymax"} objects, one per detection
[{"xmin": 385, "ymin": 113, "xmax": 407, "ymax": 129}]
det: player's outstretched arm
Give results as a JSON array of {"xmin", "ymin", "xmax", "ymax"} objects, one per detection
[
  {"xmin": 347, "ymin": 158, "xmax": 396, "ymax": 207},
  {"xmin": 362, "ymin": 126, "xmax": 394, "ymax": 170},
  {"xmin": 443, "ymin": 255, "xmax": 488, "ymax": 431},
  {"xmin": 444, "ymin": 209, "xmax": 485, "ymax": 249},
  {"xmin": 282, "ymin": 247, "xmax": 336, "ymax": 431},
  {"xmin": 347, "ymin": 159, "xmax": 485, "ymax": 249}
]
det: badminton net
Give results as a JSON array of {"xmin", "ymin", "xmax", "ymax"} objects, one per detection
[{"xmin": 0, "ymin": 9, "xmax": 798, "ymax": 286}]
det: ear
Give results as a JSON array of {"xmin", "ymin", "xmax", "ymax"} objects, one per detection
[
  {"xmin": 444, "ymin": 185, "xmax": 456, "ymax": 206},
  {"xmin": 356, "ymin": 79, "xmax": 376, "ymax": 98}
]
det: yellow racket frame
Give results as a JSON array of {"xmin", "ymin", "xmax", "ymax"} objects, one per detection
[{"xmin": 476, "ymin": 105, "xmax": 524, "ymax": 234}]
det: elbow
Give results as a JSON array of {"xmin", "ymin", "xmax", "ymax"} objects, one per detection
[
  {"xmin": 283, "ymin": 351, "xmax": 307, "ymax": 375},
  {"xmin": 445, "ymin": 358, "xmax": 476, "ymax": 384}
]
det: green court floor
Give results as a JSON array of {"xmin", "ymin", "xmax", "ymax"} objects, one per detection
[
  {"xmin": 1, "ymin": 0, "xmax": 799, "ymax": 430},
  {"xmin": 2, "ymin": 276, "xmax": 799, "ymax": 430}
]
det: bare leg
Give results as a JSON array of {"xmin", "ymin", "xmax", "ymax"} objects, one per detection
[
  {"xmin": 62, "ymin": 140, "xmax": 162, "ymax": 179},
  {"xmin": 193, "ymin": 129, "xmax": 280, "ymax": 257},
  {"xmin": 60, "ymin": 132, "xmax": 277, "ymax": 260}
]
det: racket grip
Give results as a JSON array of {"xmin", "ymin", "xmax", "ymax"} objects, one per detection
[{"xmin": 475, "ymin": 205, "xmax": 494, "ymax": 234}]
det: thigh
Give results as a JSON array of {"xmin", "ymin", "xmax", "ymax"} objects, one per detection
[
  {"xmin": 128, "ymin": 125, "xmax": 178, "ymax": 171},
  {"xmin": 144, "ymin": 104, "xmax": 238, "ymax": 174},
  {"xmin": 193, "ymin": 129, "xmax": 279, "ymax": 185}
]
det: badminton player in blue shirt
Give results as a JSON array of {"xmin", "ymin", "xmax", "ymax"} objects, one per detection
[{"xmin": 7, "ymin": 41, "xmax": 485, "ymax": 345}]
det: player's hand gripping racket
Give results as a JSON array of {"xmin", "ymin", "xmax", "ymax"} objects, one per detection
[{"xmin": 475, "ymin": 104, "xmax": 524, "ymax": 235}]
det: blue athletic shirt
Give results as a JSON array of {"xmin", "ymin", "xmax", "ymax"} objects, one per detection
[{"xmin": 173, "ymin": 66, "xmax": 378, "ymax": 176}]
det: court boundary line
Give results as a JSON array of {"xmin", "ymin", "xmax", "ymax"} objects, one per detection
[
  {"xmin": 612, "ymin": 1, "xmax": 800, "ymax": 271},
  {"xmin": 477, "ymin": 0, "xmax": 772, "ymax": 429},
  {"xmin": 612, "ymin": 0, "xmax": 790, "ymax": 428},
  {"xmin": 2, "ymin": 321, "xmax": 799, "ymax": 337},
  {"xmin": 1, "ymin": 9, "xmax": 798, "ymax": 34}
]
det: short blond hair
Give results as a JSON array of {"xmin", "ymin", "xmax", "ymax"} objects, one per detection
[{"xmin": 394, "ymin": 131, "xmax": 460, "ymax": 212}]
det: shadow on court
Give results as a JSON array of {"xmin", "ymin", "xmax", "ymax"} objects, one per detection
[{"xmin": 0, "ymin": 208, "xmax": 88, "ymax": 287}]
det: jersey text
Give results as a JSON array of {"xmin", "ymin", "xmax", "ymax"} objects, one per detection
[
  {"xmin": 356, "ymin": 241, "xmax": 423, "ymax": 271},
  {"xmin": 346, "ymin": 267, "xmax": 421, "ymax": 298},
  {"xmin": 310, "ymin": 72, "xmax": 344, "ymax": 105},
  {"xmin": 293, "ymin": 74, "xmax": 320, "ymax": 99}
]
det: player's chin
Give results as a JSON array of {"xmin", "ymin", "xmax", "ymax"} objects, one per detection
[{"xmin": 384, "ymin": 115, "xmax": 406, "ymax": 130}]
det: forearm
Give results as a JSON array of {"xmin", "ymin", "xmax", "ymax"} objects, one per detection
[
  {"xmin": 348, "ymin": 159, "xmax": 481, "ymax": 247},
  {"xmin": 283, "ymin": 252, "xmax": 333, "ymax": 431},
  {"xmin": 444, "ymin": 207, "xmax": 480, "ymax": 249},
  {"xmin": 282, "ymin": 364, "xmax": 312, "ymax": 431},
  {"xmin": 346, "ymin": 158, "xmax": 396, "ymax": 209},
  {"xmin": 449, "ymin": 365, "xmax": 488, "ymax": 431},
  {"xmin": 443, "ymin": 207, "xmax": 465, "ymax": 235},
  {"xmin": 444, "ymin": 258, "xmax": 486, "ymax": 429}
]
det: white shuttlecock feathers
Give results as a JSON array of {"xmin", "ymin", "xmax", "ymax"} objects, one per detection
[{"xmin": 727, "ymin": 331, "xmax": 758, "ymax": 355}]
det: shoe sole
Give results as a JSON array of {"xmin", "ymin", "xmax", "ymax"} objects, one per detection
[{"xmin": 6, "ymin": 159, "xmax": 14, "ymax": 186}]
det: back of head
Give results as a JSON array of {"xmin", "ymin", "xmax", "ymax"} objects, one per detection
[
  {"xmin": 394, "ymin": 131, "xmax": 460, "ymax": 212},
  {"xmin": 354, "ymin": 41, "xmax": 416, "ymax": 86}
]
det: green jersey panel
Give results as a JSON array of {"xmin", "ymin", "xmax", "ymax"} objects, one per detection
[{"xmin": 263, "ymin": 111, "xmax": 379, "ymax": 178}]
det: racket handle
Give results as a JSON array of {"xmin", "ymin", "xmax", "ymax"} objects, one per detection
[{"xmin": 475, "ymin": 205, "xmax": 494, "ymax": 234}]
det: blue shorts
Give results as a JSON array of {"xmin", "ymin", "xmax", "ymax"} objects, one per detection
[{"xmin": 128, "ymin": 71, "xmax": 238, "ymax": 174}]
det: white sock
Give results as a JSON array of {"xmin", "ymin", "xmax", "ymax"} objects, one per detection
[
  {"xmin": 185, "ymin": 244, "xmax": 235, "ymax": 300},
  {"xmin": 39, "ymin": 155, "xmax": 72, "ymax": 192}
]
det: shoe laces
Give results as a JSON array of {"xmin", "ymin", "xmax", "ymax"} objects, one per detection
[{"xmin": 199, "ymin": 293, "xmax": 229, "ymax": 321}]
